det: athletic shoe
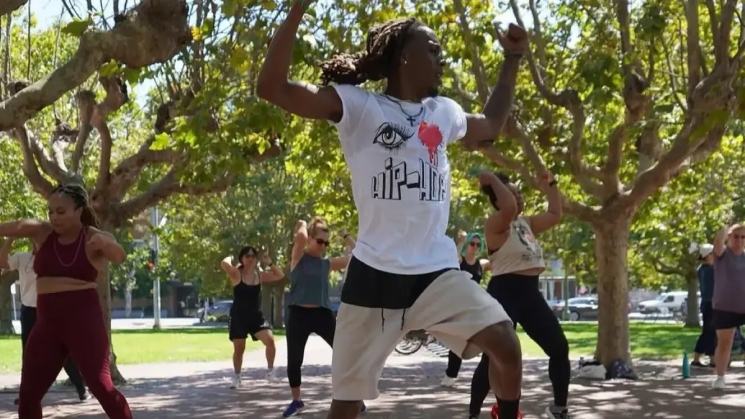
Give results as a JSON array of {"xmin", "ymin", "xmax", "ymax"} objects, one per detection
[
  {"xmin": 282, "ymin": 400, "xmax": 305, "ymax": 417},
  {"xmin": 491, "ymin": 403, "xmax": 523, "ymax": 419},
  {"xmin": 712, "ymin": 376, "xmax": 726, "ymax": 390},
  {"xmin": 230, "ymin": 375, "xmax": 241, "ymax": 389},
  {"xmin": 361, "ymin": 401, "xmax": 367, "ymax": 412},
  {"xmin": 265, "ymin": 368, "xmax": 278, "ymax": 381},
  {"xmin": 441, "ymin": 376, "xmax": 457, "ymax": 387},
  {"xmin": 690, "ymin": 360, "xmax": 706, "ymax": 368},
  {"xmin": 544, "ymin": 405, "xmax": 572, "ymax": 418},
  {"xmin": 78, "ymin": 391, "xmax": 93, "ymax": 403}
]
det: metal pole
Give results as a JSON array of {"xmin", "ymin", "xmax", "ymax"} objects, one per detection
[{"xmin": 151, "ymin": 207, "xmax": 161, "ymax": 330}]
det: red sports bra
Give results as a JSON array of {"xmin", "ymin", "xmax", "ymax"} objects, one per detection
[{"xmin": 33, "ymin": 229, "xmax": 98, "ymax": 283}]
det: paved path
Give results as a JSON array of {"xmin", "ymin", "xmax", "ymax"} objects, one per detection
[{"xmin": 0, "ymin": 336, "xmax": 743, "ymax": 419}]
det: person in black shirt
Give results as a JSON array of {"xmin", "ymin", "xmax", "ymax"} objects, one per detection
[
  {"xmin": 441, "ymin": 230, "xmax": 491, "ymax": 387},
  {"xmin": 692, "ymin": 244, "xmax": 715, "ymax": 366}
]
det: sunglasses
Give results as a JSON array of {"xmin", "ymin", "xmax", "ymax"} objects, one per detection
[
  {"xmin": 468, "ymin": 242, "xmax": 481, "ymax": 247},
  {"xmin": 315, "ymin": 238, "xmax": 330, "ymax": 246},
  {"xmin": 732, "ymin": 235, "xmax": 745, "ymax": 240}
]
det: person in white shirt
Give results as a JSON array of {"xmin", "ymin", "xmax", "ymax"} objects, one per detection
[
  {"xmin": 0, "ymin": 238, "xmax": 91, "ymax": 405},
  {"xmin": 257, "ymin": 3, "xmax": 527, "ymax": 419}
]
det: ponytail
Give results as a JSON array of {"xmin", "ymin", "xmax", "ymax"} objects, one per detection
[{"xmin": 81, "ymin": 206, "xmax": 99, "ymax": 228}]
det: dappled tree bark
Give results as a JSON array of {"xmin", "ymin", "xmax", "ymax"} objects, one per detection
[
  {"xmin": 685, "ymin": 272, "xmax": 701, "ymax": 328},
  {"xmin": 0, "ymin": 271, "xmax": 19, "ymax": 335},
  {"xmin": 593, "ymin": 219, "xmax": 631, "ymax": 365}
]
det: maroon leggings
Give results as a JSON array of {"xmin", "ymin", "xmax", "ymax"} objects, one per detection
[{"xmin": 18, "ymin": 289, "xmax": 131, "ymax": 419}]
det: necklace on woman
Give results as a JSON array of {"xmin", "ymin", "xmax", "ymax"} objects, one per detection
[
  {"xmin": 383, "ymin": 94, "xmax": 425, "ymax": 127},
  {"xmin": 53, "ymin": 229, "xmax": 85, "ymax": 268}
]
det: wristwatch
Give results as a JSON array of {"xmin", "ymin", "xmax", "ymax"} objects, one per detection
[{"xmin": 549, "ymin": 179, "xmax": 558, "ymax": 187}]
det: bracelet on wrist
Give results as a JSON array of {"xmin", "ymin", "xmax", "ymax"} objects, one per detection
[
  {"xmin": 549, "ymin": 180, "xmax": 558, "ymax": 187},
  {"xmin": 343, "ymin": 234, "xmax": 350, "ymax": 239}
]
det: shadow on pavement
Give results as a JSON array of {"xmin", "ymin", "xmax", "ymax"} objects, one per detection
[{"xmin": 0, "ymin": 359, "xmax": 742, "ymax": 418}]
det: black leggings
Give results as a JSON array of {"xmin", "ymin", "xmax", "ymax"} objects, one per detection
[
  {"xmin": 694, "ymin": 302, "xmax": 716, "ymax": 356},
  {"xmin": 20, "ymin": 304, "xmax": 87, "ymax": 396},
  {"xmin": 285, "ymin": 306, "xmax": 336, "ymax": 388},
  {"xmin": 470, "ymin": 274, "xmax": 569, "ymax": 415},
  {"xmin": 446, "ymin": 350, "xmax": 463, "ymax": 378}
]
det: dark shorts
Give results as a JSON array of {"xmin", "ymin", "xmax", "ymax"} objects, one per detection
[
  {"xmin": 712, "ymin": 309, "xmax": 745, "ymax": 330},
  {"xmin": 229, "ymin": 309, "xmax": 271, "ymax": 341},
  {"xmin": 340, "ymin": 256, "xmax": 452, "ymax": 309}
]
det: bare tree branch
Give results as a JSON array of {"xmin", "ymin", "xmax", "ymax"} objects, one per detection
[
  {"xmin": 0, "ymin": 0, "xmax": 27, "ymax": 17},
  {"xmin": 686, "ymin": 0, "xmax": 703, "ymax": 98},
  {"xmin": 117, "ymin": 170, "xmax": 234, "ymax": 222},
  {"xmin": 506, "ymin": 1, "xmax": 603, "ymax": 200},
  {"xmin": 652, "ymin": 259, "xmax": 685, "ymax": 277},
  {"xmin": 72, "ymin": 76, "xmax": 128, "ymax": 173},
  {"xmin": 10, "ymin": 126, "xmax": 55, "ymax": 196},
  {"xmin": 0, "ymin": 0, "xmax": 191, "ymax": 131},
  {"xmin": 452, "ymin": 0, "xmax": 489, "ymax": 102}
]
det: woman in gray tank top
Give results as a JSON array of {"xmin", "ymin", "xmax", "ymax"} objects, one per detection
[
  {"xmin": 710, "ymin": 223, "xmax": 745, "ymax": 390},
  {"xmin": 281, "ymin": 216, "xmax": 365, "ymax": 417}
]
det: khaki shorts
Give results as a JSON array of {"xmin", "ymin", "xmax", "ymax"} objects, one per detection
[{"xmin": 331, "ymin": 269, "xmax": 511, "ymax": 401}]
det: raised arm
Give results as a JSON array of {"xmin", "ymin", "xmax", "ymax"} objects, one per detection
[
  {"xmin": 259, "ymin": 252, "xmax": 285, "ymax": 282},
  {"xmin": 527, "ymin": 173, "xmax": 562, "ymax": 235},
  {"xmin": 713, "ymin": 225, "xmax": 728, "ymax": 257},
  {"xmin": 0, "ymin": 238, "xmax": 14, "ymax": 270},
  {"xmin": 220, "ymin": 255, "xmax": 239, "ymax": 280},
  {"xmin": 0, "ymin": 219, "xmax": 48, "ymax": 242},
  {"xmin": 480, "ymin": 172, "xmax": 517, "ymax": 249},
  {"xmin": 455, "ymin": 230, "xmax": 467, "ymax": 262},
  {"xmin": 460, "ymin": 25, "xmax": 528, "ymax": 150},
  {"xmin": 330, "ymin": 231, "xmax": 355, "ymax": 271},
  {"xmin": 291, "ymin": 220, "xmax": 308, "ymax": 271},
  {"xmin": 256, "ymin": 2, "xmax": 343, "ymax": 121}
]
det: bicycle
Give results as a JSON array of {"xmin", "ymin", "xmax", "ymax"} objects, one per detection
[{"xmin": 393, "ymin": 329, "xmax": 436, "ymax": 355}]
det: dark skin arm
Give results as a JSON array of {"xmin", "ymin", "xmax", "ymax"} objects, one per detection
[
  {"xmin": 461, "ymin": 24, "xmax": 528, "ymax": 149},
  {"xmin": 256, "ymin": 3, "xmax": 342, "ymax": 122}
]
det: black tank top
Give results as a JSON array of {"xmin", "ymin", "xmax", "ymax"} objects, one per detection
[
  {"xmin": 460, "ymin": 259, "xmax": 483, "ymax": 284},
  {"xmin": 231, "ymin": 269, "xmax": 260, "ymax": 313}
]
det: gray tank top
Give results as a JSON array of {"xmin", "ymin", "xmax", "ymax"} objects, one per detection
[
  {"xmin": 288, "ymin": 253, "xmax": 331, "ymax": 309},
  {"xmin": 713, "ymin": 248, "xmax": 745, "ymax": 314}
]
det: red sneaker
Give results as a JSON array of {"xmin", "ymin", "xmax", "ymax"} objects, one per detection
[{"xmin": 491, "ymin": 403, "xmax": 523, "ymax": 419}]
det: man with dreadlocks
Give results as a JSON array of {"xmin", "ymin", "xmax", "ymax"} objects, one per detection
[
  {"xmin": 0, "ymin": 184, "xmax": 131, "ymax": 419},
  {"xmin": 258, "ymin": 2, "xmax": 528, "ymax": 418}
]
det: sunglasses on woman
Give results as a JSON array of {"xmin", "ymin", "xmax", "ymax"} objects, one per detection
[
  {"xmin": 315, "ymin": 238, "xmax": 331, "ymax": 246},
  {"xmin": 468, "ymin": 241, "xmax": 481, "ymax": 247}
]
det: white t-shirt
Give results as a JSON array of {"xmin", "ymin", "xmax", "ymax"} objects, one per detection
[
  {"xmin": 8, "ymin": 252, "xmax": 37, "ymax": 307},
  {"xmin": 331, "ymin": 85, "xmax": 468, "ymax": 275}
]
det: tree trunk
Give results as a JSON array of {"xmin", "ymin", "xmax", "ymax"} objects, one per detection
[
  {"xmin": 124, "ymin": 276, "xmax": 133, "ymax": 318},
  {"xmin": 98, "ymin": 221, "xmax": 126, "ymax": 384},
  {"xmin": 0, "ymin": 271, "xmax": 19, "ymax": 334},
  {"xmin": 261, "ymin": 278, "xmax": 288, "ymax": 328},
  {"xmin": 685, "ymin": 272, "xmax": 700, "ymax": 328},
  {"xmin": 593, "ymin": 218, "xmax": 632, "ymax": 367}
]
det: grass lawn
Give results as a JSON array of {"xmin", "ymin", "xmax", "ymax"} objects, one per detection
[
  {"xmin": 519, "ymin": 322, "xmax": 699, "ymax": 358},
  {"xmin": 0, "ymin": 327, "xmax": 285, "ymax": 375},
  {"xmin": 0, "ymin": 322, "xmax": 698, "ymax": 374}
]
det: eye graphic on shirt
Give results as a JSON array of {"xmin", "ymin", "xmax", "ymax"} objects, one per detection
[{"xmin": 373, "ymin": 122, "xmax": 414, "ymax": 153}]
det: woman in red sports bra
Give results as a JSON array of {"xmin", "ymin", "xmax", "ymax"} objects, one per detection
[{"xmin": 0, "ymin": 184, "xmax": 131, "ymax": 419}]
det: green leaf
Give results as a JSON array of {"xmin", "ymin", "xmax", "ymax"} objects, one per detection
[
  {"xmin": 99, "ymin": 60, "xmax": 119, "ymax": 77},
  {"xmin": 61, "ymin": 18, "xmax": 92, "ymax": 37},
  {"xmin": 151, "ymin": 133, "xmax": 170, "ymax": 150}
]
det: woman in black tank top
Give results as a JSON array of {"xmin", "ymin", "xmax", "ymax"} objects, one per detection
[
  {"xmin": 220, "ymin": 245, "xmax": 285, "ymax": 389},
  {"xmin": 441, "ymin": 230, "xmax": 491, "ymax": 387}
]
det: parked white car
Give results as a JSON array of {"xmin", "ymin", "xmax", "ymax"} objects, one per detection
[{"xmin": 637, "ymin": 291, "xmax": 692, "ymax": 314}]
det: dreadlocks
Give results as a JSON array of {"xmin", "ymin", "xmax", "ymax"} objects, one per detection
[
  {"xmin": 319, "ymin": 18, "xmax": 421, "ymax": 86},
  {"xmin": 52, "ymin": 183, "xmax": 99, "ymax": 228}
]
